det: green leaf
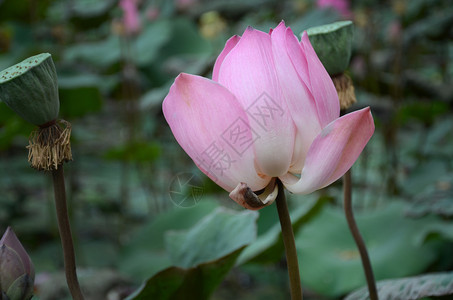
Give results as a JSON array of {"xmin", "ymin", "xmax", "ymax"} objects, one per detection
[
  {"xmin": 70, "ymin": 0, "xmax": 115, "ymax": 17},
  {"xmin": 131, "ymin": 20, "xmax": 172, "ymax": 66},
  {"xmin": 119, "ymin": 201, "xmax": 219, "ymax": 280},
  {"xmin": 126, "ymin": 247, "xmax": 245, "ymax": 300},
  {"xmin": 159, "ymin": 18, "xmax": 212, "ymax": 57},
  {"xmin": 125, "ymin": 208, "xmax": 258, "ymax": 300},
  {"xmin": 396, "ymin": 101, "xmax": 448, "ymax": 126},
  {"xmin": 295, "ymin": 202, "xmax": 443, "ymax": 297},
  {"xmin": 47, "ymin": 0, "xmax": 116, "ymax": 29},
  {"xmin": 139, "ymin": 83, "xmax": 172, "ymax": 110},
  {"xmin": 345, "ymin": 271, "xmax": 453, "ymax": 300},
  {"xmin": 415, "ymin": 221, "xmax": 453, "ymax": 245},
  {"xmin": 63, "ymin": 36, "xmax": 121, "ymax": 69},
  {"xmin": 0, "ymin": 0, "xmax": 51, "ymax": 22},
  {"xmin": 401, "ymin": 160, "xmax": 449, "ymax": 195},
  {"xmin": 405, "ymin": 183, "xmax": 453, "ymax": 218},
  {"xmin": 404, "ymin": 7, "xmax": 453, "ymax": 44},
  {"xmin": 59, "ymin": 84, "xmax": 103, "ymax": 119},
  {"xmin": 58, "ymin": 73, "xmax": 117, "ymax": 94},
  {"xmin": 424, "ymin": 117, "xmax": 453, "ymax": 157},
  {"xmin": 78, "ymin": 240, "xmax": 119, "ymax": 268},
  {"xmin": 165, "ymin": 208, "xmax": 258, "ymax": 268}
]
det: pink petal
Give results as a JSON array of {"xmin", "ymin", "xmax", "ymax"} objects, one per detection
[
  {"xmin": 162, "ymin": 73, "xmax": 271, "ymax": 192},
  {"xmin": 217, "ymin": 27, "xmax": 295, "ymax": 177},
  {"xmin": 284, "ymin": 29, "xmax": 310, "ymax": 89},
  {"xmin": 300, "ymin": 31, "xmax": 340, "ymax": 127},
  {"xmin": 271, "ymin": 23, "xmax": 323, "ymax": 173},
  {"xmin": 212, "ymin": 35, "xmax": 240, "ymax": 82},
  {"xmin": 280, "ymin": 107, "xmax": 374, "ymax": 194}
]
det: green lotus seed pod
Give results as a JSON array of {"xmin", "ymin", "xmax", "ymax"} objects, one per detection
[
  {"xmin": 306, "ymin": 21, "xmax": 354, "ymax": 75},
  {"xmin": 0, "ymin": 53, "xmax": 59, "ymax": 126}
]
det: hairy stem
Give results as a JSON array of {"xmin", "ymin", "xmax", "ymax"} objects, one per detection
[
  {"xmin": 52, "ymin": 167, "xmax": 85, "ymax": 300},
  {"xmin": 275, "ymin": 179, "xmax": 303, "ymax": 300},
  {"xmin": 343, "ymin": 170, "xmax": 378, "ymax": 300}
]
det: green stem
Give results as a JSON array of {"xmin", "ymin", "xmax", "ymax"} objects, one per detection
[
  {"xmin": 275, "ymin": 179, "xmax": 303, "ymax": 300},
  {"xmin": 343, "ymin": 170, "xmax": 378, "ymax": 300},
  {"xmin": 52, "ymin": 167, "xmax": 85, "ymax": 300}
]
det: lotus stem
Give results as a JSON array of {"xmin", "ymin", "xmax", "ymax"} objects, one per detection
[
  {"xmin": 52, "ymin": 166, "xmax": 85, "ymax": 300},
  {"xmin": 343, "ymin": 169, "xmax": 378, "ymax": 300},
  {"xmin": 275, "ymin": 179, "xmax": 303, "ymax": 300}
]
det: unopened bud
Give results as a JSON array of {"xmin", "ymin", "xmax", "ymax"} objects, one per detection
[{"xmin": 0, "ymin": 227, "xmax": 35, "ymax": 300}]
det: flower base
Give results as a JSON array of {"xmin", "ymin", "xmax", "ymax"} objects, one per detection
[
  {"xmin": 332, "ymin": 73, "xmax": 356, "ymax": 110},
  {"xmin": 27, "ymin": 119, "xmax": 72, "ymax": 171}
]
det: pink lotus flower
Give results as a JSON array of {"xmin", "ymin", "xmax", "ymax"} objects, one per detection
[
  {"xmin": 317, "ymin": 0, "xmax": 353, "ymax": 19},
  {"xmin": 163, "ymin": 22, "xmax": 374, "ymax": 209},
  {"xmin": 120, "ymin": 0, "xmax": 141, "ymax": 35}
]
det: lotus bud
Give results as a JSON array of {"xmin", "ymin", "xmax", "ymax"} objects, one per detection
[
  {"xmin": 306, "ymin": 21, "xmax": 357, "ymax": 110},
  {"xmin": 0, "ymin": 227, "xmax": 35, "ymax": 300},
  {"xmin": 0, "ymin": 53, "xmax": 72, "ymax": 171}
]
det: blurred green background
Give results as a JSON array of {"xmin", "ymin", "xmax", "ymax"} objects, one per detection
[{"xmin": 0, "ymin": 0, "xmax": 452, "ymax": 299}]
